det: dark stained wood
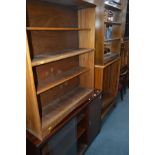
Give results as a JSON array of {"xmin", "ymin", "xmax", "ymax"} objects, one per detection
[
  {"xmin": 27, "ymin": 0, "xmax": 78, "ymax": 27},
  {"xmin": 34, "ymin": 56, "xmax": 79, "ymax": 85},
  {"xmin": 86, "ymin": 92, "xmax": 102, "ymax": 144},
  {"xmin": 28, "ymin": 31, "xmax": 79, "ymax": 58},
  {"xmin": 31, "ymin": 48, "xmax": 94, "ymax": 67},
  {"xmin": 36, "ymin": 67, "xmax": 89, "ymax": 94},
  {"xmin": 27, "ymin": 27, "xmax": 91, "ymax": 31},
  {"xmin": 77, "ymin": 126, "xmax": 86, "ymax": 140},
  {"xmin": 39, "ymin": 77, "xmax": 79, "ymax": 107},
  {"xmin": 42, "ymin": 87, "xmax": 93, "ymax": 138},
  {"xmin": 102, "ymin": 93, "xmax": 114, "ymax": 109},
  {"xmin": 26, "ymin": 0, "xmax": 96, "ymax": 141},
  {"xmin": 101, "ymin": 99, "xmax": 116, "ymax": 119},
  {"xmin": 104, "ymin": 21, "xmax": 121, "ymax": 25},
  {"xmin": 104, "ymin": 38, "xmax": 120, "ymax": 42}
]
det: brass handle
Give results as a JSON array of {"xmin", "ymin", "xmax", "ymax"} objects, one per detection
[{"xmin": 48, "ymin": 126, "xmax": 52, "ymax": 132}]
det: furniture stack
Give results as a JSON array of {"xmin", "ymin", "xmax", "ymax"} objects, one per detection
[{"xmin": 26, "ymin": 0, "xmax": 103, "ymax": 154}]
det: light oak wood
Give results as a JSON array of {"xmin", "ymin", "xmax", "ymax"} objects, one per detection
[
  {"xmin": 94, "ymin": 67, "xmax": 103, "ymax": 90},
  {"xmin": 95, "ymin": 57, "xmax": 120, "ymax": 69},
  {"xmin": 32, "ymin": 48, "xmax": 94, "ymax": 67},
  {"xmin": 78, "ymin": 7, "xmax": 95, "ymax": 89},
  {"xmin": 37, "ymin": 67, "xmax": 89, "ymax": 94},
  {"xmin": 26, "ymin": 36, "xmax": 42, "ymax": 140},
  {"xmin": 27, "ymin": 27, "xmax": 91, "ymax": 31}
]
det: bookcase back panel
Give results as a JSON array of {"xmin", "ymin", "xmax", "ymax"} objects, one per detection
[
  {"xmin": 28, "ymin": 31, "xmax": 79, "ymax": 57},
  {"xmin": 34, "ymin": 56, "xmax": 79, "ymax": 85},
  {"xmin": 27, "ymin": 0, "xmax": 78, "ymax": 27},
  {"xmin": 111, "ymin": 40, "xmax": 121, "ymax": 52},
  {"xmin": 112, "ymin": 25, "xmax": 121, "ymax": 38},
  {"xmin": 39, "ymin": 77, "xmax": 80, "ymax": 107}
]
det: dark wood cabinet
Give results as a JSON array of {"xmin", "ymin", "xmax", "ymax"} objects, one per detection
[{"xmin": 86, "ymin": 91, "xmax": 102, "ymax": 144}]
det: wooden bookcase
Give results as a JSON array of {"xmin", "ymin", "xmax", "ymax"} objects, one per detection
[
  {"xmin": 91, "ymin": 0, "xmax": 123, "ymax": 118},
  {"xmin": 26, "ymin": 0, "xmax": 96, "ymax": 141}
]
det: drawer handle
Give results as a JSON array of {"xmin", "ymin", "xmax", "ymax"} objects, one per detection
[{"xmin": 48, "ymin": 126, "xmax": 52, "ymax": 132}]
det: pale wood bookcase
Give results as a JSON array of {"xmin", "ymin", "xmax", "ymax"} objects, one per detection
[
  {"xmin": 91, "ymin": 0, "xmax": 127, "ymax": 119},
  {"xmin": 26, "ymin": 0, "xmax": 96, "ymax": 141}
]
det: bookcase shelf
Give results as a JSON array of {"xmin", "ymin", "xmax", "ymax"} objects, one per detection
[
  {"xmin": 37, "ymin": 67, "xmax": 89, "ymax": 95},
  {"xmin": 104, "ymin": 38, "xmax": 120, "ymax": 42},
  {"xmin": 105, "ymin": 3, "xmax": 121, "ymax": 11},
  {"xmin": 27, "ymin": 27, "xmax": 91, "ymax": 31},
  {"xmin": 42, "ymin": 87, "xmax": 93, "ymax": 131},
  {"xmin": 104, "ymin": 53, "xmax": 119, "ymax": 64},
  {"xmin": 32, "ymin": 48, "xmax": 94, "ymax": 67},
  {"xmin": 104, "ymin": 21, "xmax": 121, "ymax": 25}
]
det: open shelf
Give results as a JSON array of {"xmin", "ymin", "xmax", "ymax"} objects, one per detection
[
  {"xmin": 27, "ymin": 27, "xmax": 91, "ymax": 31},
  {"xmin": 104, "ymin": 21, "xmax": 121, "ymax": 25},
  {"xmin": 105, "ymin": 38, "xmax": 121, "ymax": 42},
  {"xmin": 101, "ymin": 101, "xmax": 115, "ymax": 119},
  {"xmin": 77, "ymin": 126, "xmax": 86, "ymax": 140},
  {"xmin": 102, "ymin": 93, "xmax": 115, "ymax": 109},
  {"xmin": 37, "ymin": 67, "xmax": 89, "ymax": 94},
  {"xmin": 32, "ymin": 48, "xmax": 94, "ymax": 67},
  {"xmin": 105, "ymin": 3, "xmax": 121, "ymax": 11},
  {"xmin": 42, "ymin": 87, "xmax": 93, "ymax": 131},
  {"xmin": 104, "ymin": 53, "xmax": 119, "ymax": 64}
]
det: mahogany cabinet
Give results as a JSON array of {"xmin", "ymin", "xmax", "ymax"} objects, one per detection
[{"xmin": 86, "ymin": 92, "xmax": 102, "ymax": 144}]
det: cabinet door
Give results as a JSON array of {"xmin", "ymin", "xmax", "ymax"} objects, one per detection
[
  {"xmin": 87, "ymin": 93, "xmax": 102, "ymax": 144},
  {"xmin": 42, "ymin": 118, "xmax": 77, "ymax": 155}
]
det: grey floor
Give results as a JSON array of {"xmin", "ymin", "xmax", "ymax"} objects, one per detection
[{"xmin": 85, "ymin": 90, "xmax": 129, "ymax": 155}]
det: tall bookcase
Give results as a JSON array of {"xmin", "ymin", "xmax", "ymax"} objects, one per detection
[
  {"xmin": 93, "ymin": 0, "xmax": 123, "ymax": 118},
  {"xmin": 26, "ymin": 0, "xmax": 96, "ymax": 140}
]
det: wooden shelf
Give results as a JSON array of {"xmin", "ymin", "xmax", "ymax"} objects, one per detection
[
  {"xmin": 101, "ymin": 101, "xmax": 115, "ymax": 119},
  {"xmin": 37, "ymin": 67, "xmax": 89, "ymax": 94},
  {"xmin": 77, "ymin": 126, "xmax": 86, "ymax": 140},
  {"xmin": 104, "ymin": 53, "xmax": 119, "ymax": 64},
  {"xmin": 95, "ymin": 56, "xmax": 120, "ymax": 69},
  {"xmin": 105, "ymin": 38, "xmax": 121, "ymax": 42},
  {"xmin": 42, "ymin": 87, "xmax": 93, "ymax": 131},
  {"xmin": 32, "ymin": 48, "xmax": 94, "ymax": 67},
  {"xmin": 105, "ymin": 3, "xmax": 121, "ymax": 11},
  {"xmin": 27, "ymin": 27, "xmax": 91, "ymax": 31},
  {"xmin": 102, "ymin": 93, "xmax": 115, "ymax": 109},
  {"xmin": 104, "ymin": 21, "xmax": 121, "ymax": 25}
]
